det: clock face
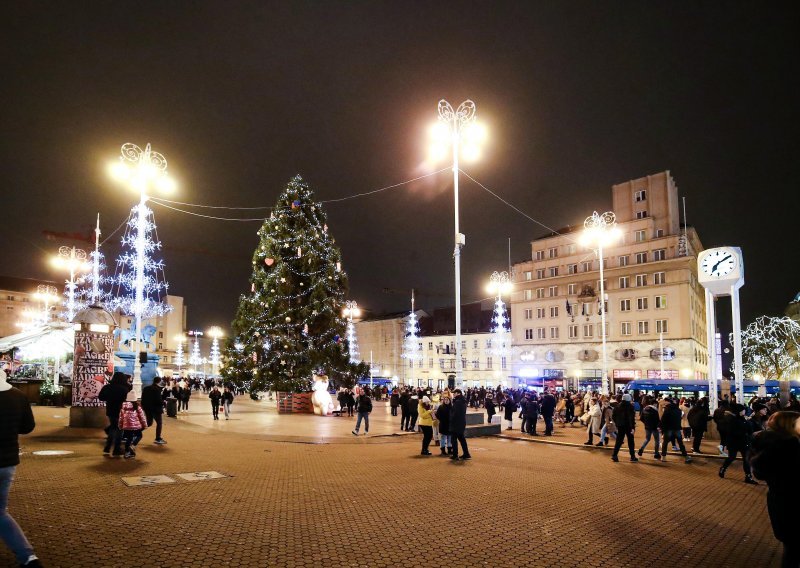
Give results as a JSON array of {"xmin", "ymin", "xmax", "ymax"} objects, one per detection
[{"xmin": 700, "ymin": 249, "xmax": 737, "ymax": 278}]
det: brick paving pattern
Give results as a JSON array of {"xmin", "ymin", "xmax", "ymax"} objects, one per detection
[{"xmin": 3, "ymin": 401, "xmax": 780, "ymax": 567}]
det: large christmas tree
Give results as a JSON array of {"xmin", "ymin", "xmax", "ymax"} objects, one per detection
[{"xmin": 223, "ymin": 175, "xmax": 369, "ymax": 394}]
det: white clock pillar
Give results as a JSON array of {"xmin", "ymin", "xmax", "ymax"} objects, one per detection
[{"xmin": 698, "ymin": 246, "xmax": 745, "ymax": 408}]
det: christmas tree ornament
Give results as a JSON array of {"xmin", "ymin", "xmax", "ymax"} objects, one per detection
[
  {"xmin": 285, "ymin": 316, "xmax": 291, "ymax": 322},
  {"xmin": 292, "ymin": 199, "xmax": 301, "ymax": 209},
  {"xmin": 251, "ymin": 283, "xmax": 255, "ymax": 292},
  {"xmin": 297, "ymin": 246, "xmax": 302, "ymax": 257},
  {"xmin": 336, "ymin": 262, "xmax": 341, "ymax": 272},
  {"xmin": 280, "ymin": 277, "xmax": 286, "ymax": 283},
  {"xmin": 265, "ymin": 258, "xmax": 274, "ymax": 266}
]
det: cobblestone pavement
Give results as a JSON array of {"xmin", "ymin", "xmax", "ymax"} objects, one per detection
[{"xmin": 3, "ymin": 403, "xmax": 780, "ymax": 567}]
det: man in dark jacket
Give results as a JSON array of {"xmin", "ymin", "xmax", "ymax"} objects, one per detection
[
  {"xmin": 399, "ymin": 390, "xmax": 410, "ymax": 431},
  {"xmin": 449, "ymin": 389, "xmax": 471, "ymax": 461},
  {"xmin": 687, "ymin": 397, "xmax": 711, "ymax": 453},
  {"xmin": 718, "ymin": 403, "xmax": 757, "ymax": 484},
  {"xmin": 141, "ymin": 376, "xmax": 167, "ymax": 444},
  {"xmin": 406, "ymin": 393, "xmax": 419, "ymax": 432},
  {"xmin": 98, "ymin": 371, "xmax": 132, "ymax": 456},
  {"xmin": 660, "ymin": 397, "xmax": 691, "ymax": 463},
  {"xmin": 389, "ymin": 390, "xmax": 400, "ymax": 416},
  {"xmin": 611, "ymin": 394, "xmax": 638, "ymax": 462},
  {"xmin": 638, "ymin": 396, "xmax": 662, "ymax": 459},
  {"xmin": 713, "ymin": 399, "xmax": 730, "ymax": 456},
  {"xmin": 435, "ymin": 397, "xmax": 452, "ymax": 455},
  {"xmin": 540, "ymin": 390, "xmax": 556, "ymax": 436},
  {"xmin": 352, "ymin": 391, "xmax": 373, "ymax": 436},
  {"xmin": 525, "ymin": 395, "xmax": 540, "ymax": 436},
  {"xmin": 0, "ymin": 370, "xmax": 42, "ymax": 567},
  {"xmin": 502, "ymin": 394, "xmax": 517, "ymax": 431}
]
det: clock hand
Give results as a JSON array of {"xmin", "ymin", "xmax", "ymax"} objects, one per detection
[{"xmin": 712, "ymin": 255, "xmax": 732, "ymax": 272}]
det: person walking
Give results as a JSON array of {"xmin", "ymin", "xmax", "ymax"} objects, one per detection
[
  {"xmin": 502, "ymin": 394, "xmax": 516, "ymax": 431},
  {"xmin": 118, "ymin": 390, "xmax": 148, "ymax": 459},
  {"xmin": 718, "ymin": 403, "xmax": 758, "ymax": 484},
  {"xmin": 180, "ymin": 383, "xmax": 191, "ymax": 412},
  {"xmin": 418, "ymin": 396, "xmax": 435, "ymax": 455},
  {"xmin": 611, "ymin": 394, "xmax": 638, "ymax": 462},
  {"xmin": 449, "ymin": 389, "xmax": 471, "ymax": 461},
  {"xmin": 98, "ymin": 371, "xmax": 131, "ymax": 457},
  {"xmin": 637, "ymin": 396, "xmax": 662, "ymax": 459},
  {"xmin": 541, "ymin": 390, "xmax": 556, "ymax": 436},
  {"xmin": 352, "ymin": 390, "xmax": 373, "ymax": 436},
  {"xmin": 0, "ymin": 369, "xmax": 42, "ymax": 568},
  {"xmin": 208, "ymin": 385, "xmax": 222, "ymax": 420},
  {"xmin": 406, "ymin": 392, "xmax": 419, "ymax": 432},
  {"xmin": 660, "ymin": 397, "xmax": 692, "ymax": 463},
  {"xmin": 598, "ymin": 396, "xmax": 617, "ymax": 446},
  {"xmin": 436, "ymin": 396, "xmax": 452, "ymax": 455},
  {"xmin": 687, "ymin": 397, "xmax": 711, "ymax": 453},
  {"xmin": 345, "ymin": 389, "xmax": 355, "ymax": 418},
  {"xmin": 141, "ymin": 376, "xmax": 167, "ymax": 444},
  {"xmin": 565, "ymin": 395, "xmax": 575, "ymax": 425},
  {"xmin": 525, "ymin": 394, "xmax": 540, "ymax": 436},
  {"xmin": 222, "ymin": 387, "xmax": 234, "ymax": 420},
  {"xmin": 583, "ymin": 398, "xmax": 602, "ymax": 445},
  {"xmin": 485, "ymin": 395, "xmax": 496, "ymax": 425},
  {"xmin": 713, "ymin": 399, "xmax": 730, "ymax": 456},
  {"xmin": 390, "ymin": 390, "xmax": 400, "ymax": 417},
  {"xmin": 750, "ymin": 411, "xmax": 800, "ymax": 568},
  {"xmin": 399, "ymin": 389, "xmax": 410, "ymax": 430}
]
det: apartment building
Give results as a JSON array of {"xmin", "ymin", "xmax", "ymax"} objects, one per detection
[
  {"xmin": 113, "ymin": 294, "xmax": 187, "ymax": 373},
  {"xmin": 0, "ymin": 276, "xmax": 62, "ymax": 338},
  {"xmin": 510, "ymin": 171, "xmax": 709, "ymax": 390}
]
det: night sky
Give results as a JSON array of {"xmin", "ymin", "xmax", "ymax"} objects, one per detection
[{"xmin": 1, "ymin": 2, "xmax": 796, "ymax": 333}]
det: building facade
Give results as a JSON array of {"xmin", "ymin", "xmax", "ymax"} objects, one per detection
[
  {"xmin": 0, "ymin": 276, "xmax": 62, "ymax": 338},
  {"xmin": 509, "ymin": 171, "xmax": 709, "ymax": 390}
]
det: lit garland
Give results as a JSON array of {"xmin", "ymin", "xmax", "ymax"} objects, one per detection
[{"xmin": 737, "ymin": 315, "xmax": 800, "ymax": 380}]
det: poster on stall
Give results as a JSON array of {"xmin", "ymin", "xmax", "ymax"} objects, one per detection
[{"xmin": 71, "ymin": 330, "xmax": 114, "ymax": 407}]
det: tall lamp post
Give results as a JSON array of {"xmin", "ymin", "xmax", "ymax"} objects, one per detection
[
  {"xmin": 428, "ymin": 99, "xmax": 487, "ymax": 388},
  {"xmin": 108, "ymin": 143, "xmax": 176, "ymax": 396},
  {"xmin": 579, "ymin": 211, "xmax": 622, "ymax": 395},
  {"xmin": 51, "ymin": 246, "xmax": 91, "ymax": 322}
]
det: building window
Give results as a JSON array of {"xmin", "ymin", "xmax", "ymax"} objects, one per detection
[
  {"xmin": 535, "ymin": 250, "xmax": 545, "ymax": 261},
  {"xmin": 618, "ymin": 255, "xmax": 629, "ymax": 267},
  {"xmin": 501, "ymin": 357, "xmax": 507, "ymax": 370},
  {"xmin": 635, "ymin": 230, "xmax": 646, "ymax": 242},
  {"xmin": 439, "ymin": 359, "xmax": 445, "ymax": 369},
  {"xmin": 550, "ymin": 306, "xmax": 559, "ymax": 318},
  {"xmin": 636, "ymin": 210, "xmax": 648, "ymax": 219},
  {"xmin": 548, "ymin": 247, "xmax": 558, "ymax": 259},
  {"xmin": 537, "ymin": 308, "xmax": 545, "ymax": 319},
  {"xmin": 450, "ymin": 359, "xmax": 456, "ymax": 369},
  {"xmin": 620, "ymin": 299, "xmax": 631, "ymax": 312},
  {"xmin": 524, "ymin": 271, "xmax": 532, "ymax": 281},
  {"xmin": 656, "ymin": 319, "xmax": 668, "ymax": 334},
  {"xmin": 635, "ymin": 252, "xmax": 646, "ymax": 264},
  {"xmin": 568, "ymin": 324, "xmax": 578, "ymax": 339},
  {"xmin": 621, "ymin": 322, "xmax": 632, "ymax": 336},
  {"xmin": 583, "ymin": 324, "xmax": 593, "ymax": 338},
  {"xmin": 636, "ymin": 274, "xmax": 648, "ymax": 287},
  {"xmin": 634, "ymin": 189, "xmax": 647, "ymax": 202},
  {"xmin": 655, "ymin": 295, "xmax": 667, "ymax": 309},
  {"xmin": 487, "ymin": 357, "xmax": 493, "ymax": 369},
  {"xmin": 568, "ymin": 283, "xmax": 577, "ymax": 295},
  {"xmin": 462, "ymin": 358, "xmax": 467, "ymax": 369},
  {"xmin": 597, "ymin": 322, "xmax": 609, "ymax": 337},
  {"xmin": 537, "ymin": 328, "xmax": 546, "ymax": 339},
  {"xmin": 536, "ymin": 269, "xmax": 545, "ymax": 279},
  {"xmin": 524, "ymin": 308, "xmax": 533, "ymax": 320},
  {"xmin": 524, "ymin": 289, "xmax": 533, "ymax": 300},
  {"xmin": 486, "ymin": 339, "xmax": 492, "ymax": 349},
  {"xmin": 549, "ymin": 267, "xmax": 558, "ymax": 277},
  {"xmin": 550, "ymin": 327, "xmax": 559, "ymax": 339},
  {"xmin": 568, "ymin": 264, "xmax": 578, "ymax": 275},
  {"xmin": 582, "ymin": 261, "xmax": 593, "ymax": 272},
  {"xmin": 548, "ymin": 286, "xmax": 558, "ymax": 297},
  {"xmin": 536, "ymin": 288, "xmax": 545, "ymax": 299},
  {"xmin": 473, "ymin": 340, "xmax": 478, "ymax": 349},
  {"xmin": 619, "ymin": 276, "xmax": 630, "ymax": 289},
  {"xmin": 637, "ymin": 297, "xmax": 648, "ymax": 310},
  {"xmin": 653, "ymin": 249, "xmax": 666, "ymax": 261},
  {"xmin": 472, "ymin": 360, "xmax": 479, "ymax": 369},
  {"xmin": 638, "ymin": 321, "xmax": 649, "ymax": 335},
  {"xmin": 428, "ymin": 342, "xmax": 433, "ymax": 350},
  {"xmin": 429, "ymin": 358, "xmax": 434, "ymax": 368},
  {"xmin": 654, "ymin": 272, "xmax": 666, "ymax": 285},
  {"xmin": 158, "ymin": 342, "xmax": 163, "ymax": 350},
  {"xmin": 566, "ymin": 244, "xmax": 577, "ymax": 254},
  {"xmin": 655, "ymin": 229, "xmax": 665, "ymax": 237},
  {"xmin": 525, "ymin": 329, "xmax": 534, "ymax": 340}
]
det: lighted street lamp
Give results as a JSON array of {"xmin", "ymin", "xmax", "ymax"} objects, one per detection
[
  {"xmin": 51, "ymin": 246, "xmax": 92, "ymax": 322},
  {"xmin": 428, "ymin": 99, "xmax": 487, "ymax": 387},
  {"xmin": 108, "ymin": 142, "xmax": 176, "ymax": 396},
  {"xmin": 342, "ymin": 300, "xmax": 361, "ymax": 363},
  {"xmin": 208, "ymin": 326, "xmax": 224, "ymax": 377},
  {"xmin": 579, "ymin": 211, "xmax": 622, "ymax": 395}
]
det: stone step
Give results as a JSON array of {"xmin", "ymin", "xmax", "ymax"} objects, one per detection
[
  {"xmin": 465, "ymin": 412, "xmax": 486, "ymax": 425},
  {"xmin": 464, "ymin": 423, "xmax": 501, "ymax": 438}
]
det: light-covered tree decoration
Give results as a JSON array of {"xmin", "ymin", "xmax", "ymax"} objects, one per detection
[
  {"xmin": 175, "ymin": 340, "xmax": 185, "ymax": 371},
  {"xmin": 107, "ymin": 204, "xmax": 172, "ymax": 332},
  {"xmin": 737, "ymin": 315, "xmax": 800, "ymax": 381},
  {"xmin": 222, "ymin": 175, "xmax": 369, "ymax": 394},
  {"xmin": 487, "ymin": 271, "xmax": 511, "ymax": 364},
  {"xmin": 343, "ymin": 300, "xmax": 361, "ymax": 363},
  {"xmin": 401, "ymin": 305, "xmax": 422, "ymax": 382},
  {"xmin": 189, "ymin": 337, "xmax": 202, "ymax": 371}
]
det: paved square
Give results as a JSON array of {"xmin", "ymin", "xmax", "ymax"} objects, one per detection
[{"xmin": 4, "ymin": 399, "xmax": 781, "ymax": 567}]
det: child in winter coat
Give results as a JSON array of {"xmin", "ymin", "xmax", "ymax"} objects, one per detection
[{"xmin": 118, "ymin": 390, "xmax": 148, "ymax": 459}]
